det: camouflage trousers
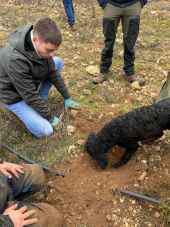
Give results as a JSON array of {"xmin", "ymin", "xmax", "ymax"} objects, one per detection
[{"xmin": 0, "ymin": 164, "xmax": 64, "ymax": 227}]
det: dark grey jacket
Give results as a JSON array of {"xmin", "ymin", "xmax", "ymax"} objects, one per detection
[
  {"xmin": 0, "ymin": 25, "xmax": 70, "ymax": 120},
  {"xmin": 97, "ymin": 0, "xmax": 147, "ymax": 8}
]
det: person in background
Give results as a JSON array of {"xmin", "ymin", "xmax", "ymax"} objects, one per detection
[
  {"xmin": 93, "ymin": 0, "xmax": 147, "ymax": 85},
  {"xmin": 63, "ymin": 0, "xmax": 75, "ymax": 29}
]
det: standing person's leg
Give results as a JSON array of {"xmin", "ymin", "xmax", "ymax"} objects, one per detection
[
  {"xmin": 122, "ymin": 1, "xmax": 144, "ymax": 85},
  {"xmin": 93, "ymin": 4, "xmax": 121, "ymax": 84},
  {"xmin": 63, "ymin": 0, "xmax": 75, "ymax": 27}
]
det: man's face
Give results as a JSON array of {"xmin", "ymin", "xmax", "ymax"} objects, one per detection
[{"xmin": 33, "ymin": 35, "xmax": 59, "ymax": 58}]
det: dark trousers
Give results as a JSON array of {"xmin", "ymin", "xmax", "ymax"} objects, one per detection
[{"xmin": 100, "ymin": 1, "xmax": 141, "ymax": 76}]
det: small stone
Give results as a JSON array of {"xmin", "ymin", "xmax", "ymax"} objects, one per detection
[
  {"xmin": 106, "ymin": 214, "xmax": 112, "ymax": 222},
  {"xmin": 131, "ymin": 81, "xmax": 142, "ymax": 90},
  {"xmin": 120, "ymin": 198, "xmax": 125, "ymax": 203},
  {"xmin": 97, "ymin": 182, "xmax": 101, "ymax": 186},
  {"xmin": 67, "ymin": 125, "xmax": 76, "ymax": 135},
  {"xmin": 76, "ymin": 139, "xmax": 85, "ymax": 145},
  {"xmin": 131, "ymin": 200, "xmax": 136, "ymax": 205},
  {"xmin": 83, "ymin": 89, "xmax": 91, "ymax": 95},
  {"xmin": 155, "ymin": 146, "xmax": 161, "ymax": 152},
  {"xmin": 70, "ymin": 109, "xmax": 78, "ymax": 118},
  {"xmin": 111, "ymin": 214, "xmax": 118, "ymax": 221},
  {"xmin": 67, "ymin": 145, "xmax": 76, "ymax": 154},
  {"xmin": 140, "ymin": 160, "xmax": 148, "ymax": 170},
  {"xmin": 138, "ymin": 171, "xmax": 147, "ymax": 181},
  {"xmin": 111, "ymin": 103, "xmax": 119, "ymax": 108},
  {"xmin": 154, "ymin": 212, "xmax": 160, "ymax": 218},
  {"xmin": 86, "ymin": 65, "xmax": 99, "ymax": 75},
  {"xmin": 95, "ymin": 190, "xmax": 99, "ymax": 195}
]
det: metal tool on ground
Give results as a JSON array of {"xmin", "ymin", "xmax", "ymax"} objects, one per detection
[
  {"xmin": 114, "ymin": 189, "xmax": 161, "ymax": 204},
  {"xmin": 1, "ymin": 144, "xmax": 65, "ymax": 177}
]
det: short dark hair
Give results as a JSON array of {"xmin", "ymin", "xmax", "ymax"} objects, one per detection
[{"xmin": 33, "ymin": 17, "xmax": 62, "ymax": 46}]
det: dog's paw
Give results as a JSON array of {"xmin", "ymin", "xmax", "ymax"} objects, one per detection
[
  {"xmin": 112, "ymin": 161, "xmax": 123, "ymax": 168},
  {"xmin": 97, "ymin": 159, "xmax": 108, "ymax": 169}
]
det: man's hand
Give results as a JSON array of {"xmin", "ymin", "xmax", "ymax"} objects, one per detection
[
  {"xmin": 0, "ymin": 162, "xmax": 24, "ymax": 179},
  {"xmin": 51, "ymin": 116, "xmax": 60, "ymax": 126},
  {"xmin": 64, "ymin": 98, "xmax": 80, "ymax": 109},
  {"xmin": 3, "ymin": 204, "xmax": 38, "ymax": 227}
]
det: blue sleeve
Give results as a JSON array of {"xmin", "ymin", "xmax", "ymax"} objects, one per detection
[
  {"xmin": 97, "ymin": 0, "xmax": 108, "ymax": 9},
  {"xmin": 140, "ymin": 0, "xmax": 148, "ymax": 7}
]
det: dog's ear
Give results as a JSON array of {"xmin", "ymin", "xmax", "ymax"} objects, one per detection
[
  {"xmin": 84, "ymin": 133, "xmax": 97, "ymax": 153},
  {"xmin": 87, "ymin": 133, "xmax": 97, "ymax": 142}
]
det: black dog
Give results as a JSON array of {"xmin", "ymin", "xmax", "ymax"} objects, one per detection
[{"xmin": 85, "ymin": 98, "xmax": 170, "ymax": 169}]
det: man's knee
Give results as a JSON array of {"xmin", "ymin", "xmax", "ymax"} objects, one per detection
[
  {"xmin": 9, "ymin": 164, "xmax": 45, "ymax": 197},
  {"xmin": 125, "ymin": 16, "xmax": 140, "ymax": 38},
  {"xmin": 23, "ymin": 164, "xmax": 45, "ymax": 190},
  {"xmin": 53, "ymin": 56, "xmax": 64, "ymax": 72},
  {"xmin": 33, "ymin": 121, "xmax": 53, "ymax": 138}
]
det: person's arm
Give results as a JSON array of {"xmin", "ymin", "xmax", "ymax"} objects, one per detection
[
  {"xmin": 48, "ymin": 59, "xmax": 70, "ymax": 99},
  {"xmin": 140, "ymin": 0, "xmax": 148, "ymax": 7},
  {"xmin": 7, "ymin": 56, "xmax": 52, "ymax": 120},
  {"xmin": 51, "ymin": 70, "xmax": 70, "ymax": 99},
  {"xmin": 48, "ymin": 59, "xmax": 80, "ymax": 110},
  {"xmin": 97, "ymin": 0, "xmax": 108, "ymax": 9}
]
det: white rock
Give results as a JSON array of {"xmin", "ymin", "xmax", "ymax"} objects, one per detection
[
  {"xmin": 67, "ymin": 125, "xmax": 76, "ymax": 135},
  {"xmin": 67, "ymin": 145, "xmax": 76, "ymax": 154},
  {"xmin": 138, "ymin": 172, "xmax": 147, "ymax": 181},
  {"xmin": 86, "ymin": 65, "xmax": 99, "ymax": 75}
]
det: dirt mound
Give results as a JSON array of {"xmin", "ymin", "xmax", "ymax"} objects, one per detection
[{"xmin": 46, "ymin": 154, "xmax": 138, "ymax": 227}]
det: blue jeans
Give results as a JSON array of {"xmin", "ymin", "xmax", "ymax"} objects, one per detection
[
  {"xmin": 63, "ymin": 0, "xmax": 75, "ymax": 26},
  {"xmin": 7, "ymin": 57, "xmax": 64, "ymax": 138}
]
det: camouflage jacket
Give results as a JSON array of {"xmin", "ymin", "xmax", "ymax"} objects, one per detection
[{"xmin": 0, "ymin": 215, "xmax": 14, "ymax": 227}]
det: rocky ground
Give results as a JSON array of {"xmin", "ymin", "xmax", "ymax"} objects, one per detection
[{"xmin": 0, "ymin": 0, "xmax": 170, "ymax": 226}]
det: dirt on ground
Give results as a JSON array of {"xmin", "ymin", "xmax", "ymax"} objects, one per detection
[
  {"xmin": 0, "ymin": 0, "xmax": 170, "ymax": 226},
  {"xmin": 43, "ymin": 115, "xmax": 170, "ymax": 227}
]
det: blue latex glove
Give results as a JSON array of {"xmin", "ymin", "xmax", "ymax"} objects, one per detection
[
  {"xmin": 64, "ymin": 98, "xmax": 80, "ymax": 109},
  {"xmin": 51, "ymin": 116, "xmax": 60, "ymax": 126}
]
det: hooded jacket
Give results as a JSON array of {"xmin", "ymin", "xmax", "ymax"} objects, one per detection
[
  {"xmin": 0, "ymin": 25, "xmax": 70, "ymax": 120},
  {"xmin": 97, "ymin": 0, "xmax": 147, "ymax": 8}
]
